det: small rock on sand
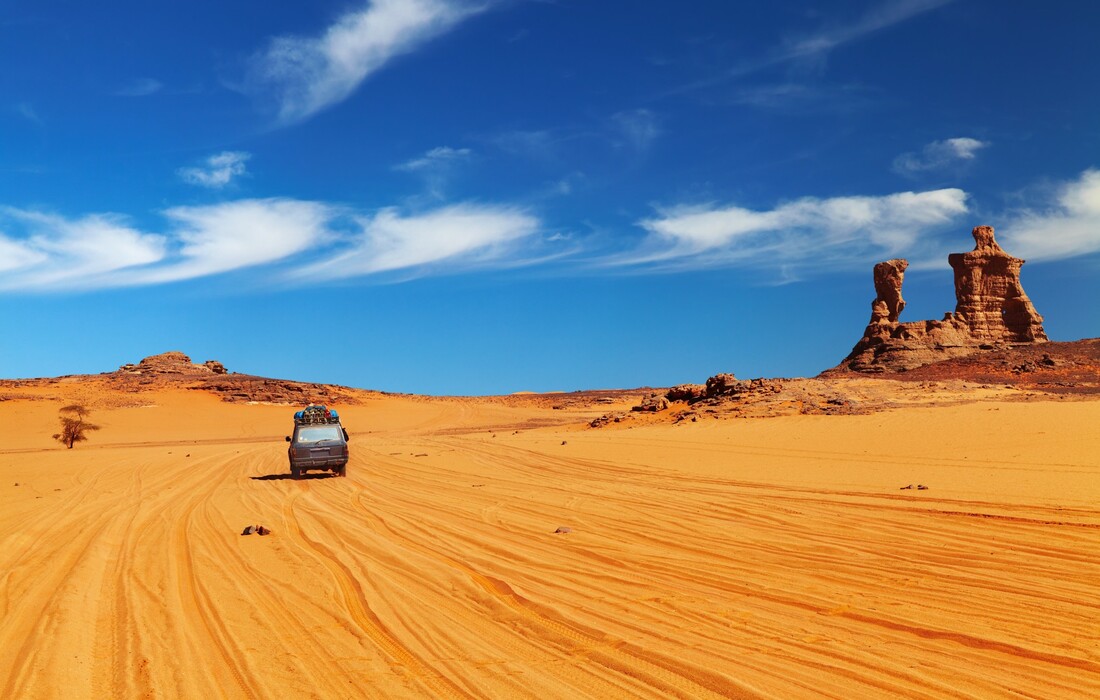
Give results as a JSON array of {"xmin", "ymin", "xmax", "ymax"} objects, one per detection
[{"xmin": 554, "ymin": 526, "xmax": 572, "ymax": 534}]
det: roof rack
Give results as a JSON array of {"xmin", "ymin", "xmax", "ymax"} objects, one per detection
[{"xmin": 294, "ymin": 404, "xmax": 341, "ymax": 425}]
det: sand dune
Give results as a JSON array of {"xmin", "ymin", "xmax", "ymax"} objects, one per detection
[{"xmin": 1, "ymin": 387, "xmax": 1098, "ymax": 698}]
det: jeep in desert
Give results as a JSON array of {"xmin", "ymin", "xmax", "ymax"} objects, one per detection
[{"xmin": 285, "ymin": 405, "xmax": 349, "ymax": 478}]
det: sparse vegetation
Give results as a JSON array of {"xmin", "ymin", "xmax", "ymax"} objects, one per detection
[{"xmin": 52, "ymin": 404, "xmax": 100, "ymax": 449}]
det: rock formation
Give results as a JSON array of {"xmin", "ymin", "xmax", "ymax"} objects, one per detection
[
  {"xmin": 873, "ymin": 259, "xmax": 908, "ymax": 323},
  {"xmin": 948, "ymin": 226, "xmax": 1046, "ymax": 343},
  {"xmin": 702, "ymin": 375, "xmax": 783, "ymax": 400},
  {"xmin": 841, "ymin": 226, "xmax": 1047, "ymax": 372},
  {"xmin": 203, "ymin": 360, "xmax": 228, "ymax": 375},
  {"xmin": 705, "ymin": 373, "xmax": 740, "ymax": 396},
  {"xmin": 632, "ymin": 393, "xmax": 670, "ymax": 412},
  {"xmin": 664, "ymin": 374, "xmax": 782, "ymax": 404},
  {"xmin": 118, "ymin": 351, "xmax": 227, "ymax": 376},
  {"xmin": 666, "ymin": 384, "xmax": 707, "ymax": 402}
]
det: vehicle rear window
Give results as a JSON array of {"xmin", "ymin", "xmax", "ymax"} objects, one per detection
[{"xmin": 297, "ymin": 426, "xmax": 343, "ymax": 443}]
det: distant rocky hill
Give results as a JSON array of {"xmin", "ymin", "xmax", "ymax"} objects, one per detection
[
  {"xmin": 107, "ymin": 351, "xmax": 361, "ymax": 405},
  {"xmin": 117, "ymin": 351, "xmax": 228, "ymax": 376},
  {"xmin": 834, "ymin": 225, "xmax": 1049, "ymax": 373},
  {"xmin": 851, "ymin": 338, "xmax": 1100, "ymax": 391}
]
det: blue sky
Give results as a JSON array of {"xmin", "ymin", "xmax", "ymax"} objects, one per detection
[{"xmin": 1, "ymin": 0, "xmax": 1098, "ymax": 394}]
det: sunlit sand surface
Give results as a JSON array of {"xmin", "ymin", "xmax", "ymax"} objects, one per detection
[{"xmin": 2, "ymin": 386, "xmax": 1098, "ymax": 698}]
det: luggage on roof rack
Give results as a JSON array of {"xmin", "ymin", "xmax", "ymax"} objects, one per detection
[{"xmin": 293, "ymin": 404, "xmax": 340, "ymax": 425}]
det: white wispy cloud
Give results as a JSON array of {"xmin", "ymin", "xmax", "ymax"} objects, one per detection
[
  {"xmin": 999, "ymin": 169, "xmax": 1100, "ymax": 262},
  {"xmin": 248, "ymin": 0, "xmax": 488, "ymax": 125},
  {"xmin": 299, "ymin": 203, "xmax": 539, "ymax": 278},
  {"xmin": 0, "ymin": 198, "xmax": 544, "ymax": 291},
  {"xmin": 394, "ymin": 146, "xmax": 474, "ymax": 199},
  {"xmin": 0, "ymin": 208, "xmax": 166, "ymax": 289},
  {"xmin": 893, "ymin": 137, "xmax": 988, "ymax": 174},
  {"xmin": 0, "ymin": 229, "xmax": 49, "ymax": 272},
  {"xmin": 131, "ymin": 199, "xmax": 335, "ymax": 284},
  {"xmin": 113, "ymin": 78, "xmax": 163, "ymax": 97},
  {"xmin": 3, "ymin": 170, "xmax": 1095, "ymax": 294},
  {"xmin": 775, "ymin": 0, "xmax": 955, "ymax": 69},
  {"xmin": 394, "ymin": 145, "xmax": 472, "ymax": 172},
  {"xmin": 621, "ymin": 188, "xmax": 969, "ymax": 273},
  {"xmin": 0, "ymin": 200, "xmax": 330, "ymax": 290},
  {"xmin": 178, "ymin": 151, "xmax": 252, "ymax": 188}
]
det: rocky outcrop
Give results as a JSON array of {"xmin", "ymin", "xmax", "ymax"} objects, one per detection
[
  {"xmin": 632, "ymin": 393, "xmax": 670, "ymax": 412},
  {"xmin": 666, "ymin": 384, "xmax": 707, "ymax": 402},
  {"xmin": 669, "ymin": 374, "xmax": 782, "ymax": 404},
  {"xmin": 704, "ymin": 376, "xmax": 783, "ymax": 400},
  {"xmin": 841, "ymin": 226, "xmax": 1047, "ymax": 373},
  {"xmin": 195, "ymin": 377, "xmax": 347, "ymax": 405},
  {"xmin": 705, "ymin": 373, "xmax": 740, "ymax": 397},
  {"xmin": 118, "ymin": 351, "xmax": 227, "ymax": 376}
]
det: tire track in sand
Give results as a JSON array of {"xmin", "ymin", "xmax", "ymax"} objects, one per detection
[
  {"xmin": 349, "ymin": 488, "xmax": 760, "ymax": 700},
  {"xmin": 173, "ymin": 454, "xmax": 262, "ymax": 700},
  {"xmin": 281, "ymin": 488, "xmax": 472, "ymax": 699}
]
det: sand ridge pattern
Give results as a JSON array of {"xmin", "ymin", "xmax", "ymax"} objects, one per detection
[{"xmin": 1, "ymin": 387, "xmax": 1099, "ymax": 698}]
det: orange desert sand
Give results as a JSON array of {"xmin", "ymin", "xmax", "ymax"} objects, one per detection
[{"xmin": 1, "ymin": 378, "xmax": 1099, "ymax": 699}]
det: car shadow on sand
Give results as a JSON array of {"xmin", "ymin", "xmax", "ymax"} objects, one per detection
[{"xmin": 250, "ymin": 473, "xmax": 336, "ymax": 481}]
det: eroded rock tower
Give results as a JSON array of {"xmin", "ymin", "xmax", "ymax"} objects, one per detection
[{"xmin": 842, "ymin": 226, "xmax": 1047, "ymax": 372}]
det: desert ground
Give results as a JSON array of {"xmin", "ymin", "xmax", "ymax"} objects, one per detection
[{"xmin": 1, "ymin": 376, "xmax": 1098, "ymax": 699}]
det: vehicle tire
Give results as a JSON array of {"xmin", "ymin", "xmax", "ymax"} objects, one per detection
[
  {"xmin": 291, "ymin": 466, "xmax": 301, "ymax": 479},
  {"xmin": 338, "ymin": 465, "xmax": 347, "ymax": 477}
]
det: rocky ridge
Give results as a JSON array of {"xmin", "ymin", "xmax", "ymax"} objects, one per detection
[
  {"xmin": 866, "ymin": 338, "xmax": 1100, "ymax": 392},
  {"xmin": 107, "ymin": 351, "xmax": 359, "ymax": 405}
]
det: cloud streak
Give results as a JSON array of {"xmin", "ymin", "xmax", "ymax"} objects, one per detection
[
  {"xmin": 621, "ymin": 188, "xmax": 969, "ymax": 274},
  {"xmin": 0, "ymin": 200, "xmax": 330, "ymax": 290},
  {"xmin": 999, "ymin": 169, "xmax": 1100, "ymax": 263},
  {"xmin": 893, "ymin": 137, "xmax": 988, "ymax": 175},
  {"xmin": 248, "ymin": 0, "xmax": 487, "ymax": 125},
  {"xmin": 773, "ymin": 0, "xmax": 955, "ymax": 70},
  {"xmin": 672, "ymin": 0, "xmax": 955, "ymax": 95},
  {"xmin": 394, "ymin": 146, "xmax": 474, "ymax": 200},
  {"xmin": 178, "ymin": 151, "xmax": 252, "ymax": 188},
  {"xmin": 394, "ymin": 146, "xmax": 472, "ymax": 172},
  {"xmin": 130, "ymin": 199, "xmax": 334, "ymax": 284},
  {"xmin": 298, "ymin": 203, "xmax": 539, "ymax": 278},
  {"xmin": 2, "ymin": 172, "xmax": 1097, "ymax": 294},
  {"xmin": 0, "ymin": 208, "xmax": 166, "ymax": 289},
  {"xmin": 0, "ymin": 198, "xmax": 541, "ymax": 291}
]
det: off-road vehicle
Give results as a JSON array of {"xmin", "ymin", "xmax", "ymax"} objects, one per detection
[{"xmin": 285, "ymin": 405, "xmax": 349, "ymax": 478}]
